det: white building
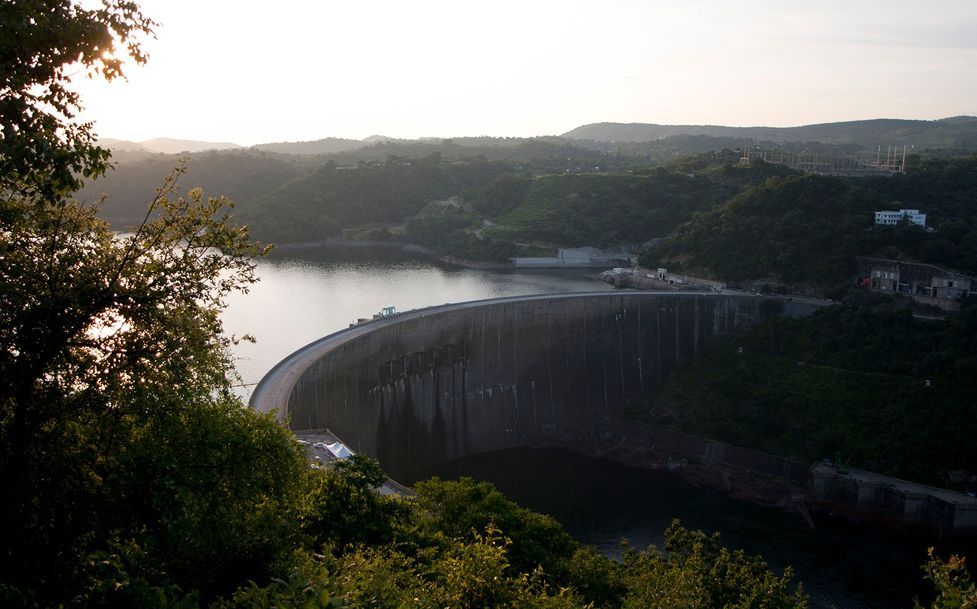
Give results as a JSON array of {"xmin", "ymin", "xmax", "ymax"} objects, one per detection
[{"xmin": 874, "ymin": 209, "xmax": 926, "ymax": 227}]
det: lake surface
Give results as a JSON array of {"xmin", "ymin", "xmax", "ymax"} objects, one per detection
[
  {"xmin": 221, "ymin": 244, "xmax": 613, "ymax": 396},
  {"xmin": 224, "ymin": 245, "xmax": 971, "ymax": 609}
]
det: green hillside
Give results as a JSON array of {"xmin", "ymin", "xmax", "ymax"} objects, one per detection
[
  {"xmin": 641, "ymin": 156, "xmax": 977, "ymax": 287},
  {"xmin": 85, "ymin": 139, "xmax": 643, "ymax": 231},
  {"xmin": 483, "ymin": 158, "xmax": 795, "ymax": 247},
  {"xmin": 252, "ymin": 137, "xmax": 366, "ymax": 155},
  {"xmin": 235, "ymin": 149, "xmax": 799, "ymax": 255},
  {"xmin": 638, "ymin": 300, "xmax": 977, "ymax": 487},
  {"xmin": 564, "ymin": 117, "xmax": 977, "ymax": 151},
  {"xmin": 238, "ymin": 154, "xmax": 513, "ymax": 242},
  {"xmin": 86, "ymin": 138, "xmax": 977, "ymax": 279},
  {"xmin": 80, "ymin": 150, "xmax": 314, "ymax": 227}
]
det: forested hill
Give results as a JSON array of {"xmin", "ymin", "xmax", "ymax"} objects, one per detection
[
  {"xmin": 564, "ymin": 116, "xmax": 977, "ymax": 151},
  {"xmin": 237, "ymin": 155, "xmax": 513, "ymax": 242},
  {"xmin": 234, "ymin": 150, "xmax": 796, "ymax": 255},
  {"xmin": 252, "ymin": 137, "xmax": 367, "ymax": 155},
  {"xmin": 84, "ymin": 142, "xmax": 977, "ymax": 284},
  {"xmin": 641, "ymin": 155, "xmax": 977, "ymax": 287},
  {"xmin": 79, "ymin": 150, "xmax": 317, "ymax": 228},
  {"xmin": 84, "ymin": 137, "xmax": 639, "ymax": 229},
  {"xmin": 84, "ymin": 141, "xmax": 802, "ymax": 260}
]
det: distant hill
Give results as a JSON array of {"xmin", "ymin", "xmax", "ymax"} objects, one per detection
[
  {"xmin": 98, "ymin": 137, "xmax": 242, "ymax": 155},
  {"xmin": 96, "ymin": 138, "xmax": 159, "ymax": 164},
  {"xmin": 252, "ymin": 137, "xmax": 366, "ymax": 155},
  {"xmin": 136, "ymin": 138, "xmax": 242, "ymax": 154},
  {"xmin": 98, "ymin": 138, "xmax": 147, "ymax": 152},
  {"xmin": 563, "ymin": 117, "xmax": 977, "ymax": 151}
]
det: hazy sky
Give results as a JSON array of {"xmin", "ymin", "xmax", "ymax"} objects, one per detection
[{"xmin": 72, "ymin": 0, "xmax": 977, "ymax": 145}]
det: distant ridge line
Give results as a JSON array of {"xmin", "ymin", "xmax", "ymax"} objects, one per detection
[{"xmin": 561, "ymin": 116, "xmax": 977, "ymax": 147}]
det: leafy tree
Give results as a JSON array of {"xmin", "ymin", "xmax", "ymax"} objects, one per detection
[
  {"xmin": 916, "ymin": 549, "xmax": 977, "ymax": 609},
  {"xmin": 0, "ymin": 0, "xmax": 155, "ymax": 197},
  {"xmin": 301, "ymin": 454, "xmax": 406, "ymax": 551},
  {"xmin": 621, "ymin": 521, "xmax": 807, "ymax": 609},
  {"xmin": 411, "ymin": 476, "xmax": 578, "ymax": 580},
  {"xmin": 0, "ymin": 2, "xmax": 308, "ymax": 604},
  {"xmin": 567, "ymin": 546, "xmax": 629, "ymax": 608},
  {"xmin": 0, "ymin": 164, "xmax": 310, "ymax": 602}
]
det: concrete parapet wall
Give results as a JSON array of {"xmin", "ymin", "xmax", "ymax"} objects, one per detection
[{"xmin": 251, "ymin": 293, "xmax": 776, "ymax": 483}]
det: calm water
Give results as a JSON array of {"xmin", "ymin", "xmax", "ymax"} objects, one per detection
[
  {"xmin": 224, "ymin": 245, "xmax": 972, "ymax": 609},
  {"xmin": 221, "ymin": 244, "xmax": 613, "ymax": 395}
]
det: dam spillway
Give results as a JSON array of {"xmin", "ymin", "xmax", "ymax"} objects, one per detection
[{"xmin": 250, "ymin": 292, "xmax": 795, "ymax": 483}]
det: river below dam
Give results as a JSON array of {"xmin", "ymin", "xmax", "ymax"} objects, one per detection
[
  {"xmin": 225, "ymin": 244, "xmax": 972, "ymax": 609},
  {"xmin": 426, "ymin": 447, "xmax": 977, "ymax": 609}
]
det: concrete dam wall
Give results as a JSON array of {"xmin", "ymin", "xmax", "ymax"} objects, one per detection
[{"xmin": 251, "ymin": 292, "xmax": 787, "ymax": 483}]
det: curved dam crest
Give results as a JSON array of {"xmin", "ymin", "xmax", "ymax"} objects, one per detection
[{"xmin": 251, "ymin": 292, "xmax": 807, "ymax": 483}]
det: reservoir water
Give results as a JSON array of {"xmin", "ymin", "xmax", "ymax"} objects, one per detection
[
  {"xmin": 224, "ymin": 245, "xmax": 972, "ymax": 609},
  {"xmin": 221, "ymin": 244, "xmax": 613, "ymax": 394}
]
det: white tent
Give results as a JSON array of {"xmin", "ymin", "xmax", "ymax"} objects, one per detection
[{"xmin": 326, "ymin": 441, "xmax": 354, "ymax": 460}]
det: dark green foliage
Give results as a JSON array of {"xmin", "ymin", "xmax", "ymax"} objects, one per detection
[
  {"xmin": 567, "ymin": 547, "xmax": 629, "ymax": 608},
  {"xmin": 309, "ymin": 136, "xmax": 634, "ymax": 173},
  {"xmin": 645, "ymin": 174, "xmax": 868, "ymax": 283},
  {"xmin": 301, "ymin": 455, "xmax": 405, "ymax": 551},
  {"xmin": 466, "ymin": 173, "xmax": 534, "ymax": 217},
  {"xmin": 239, "ymin": 156, "xmax": 512, "ymax": 242},
  {"xmin": 440, "ymin": 233, "xmax": 520, "ymax": 261},
  {"xmin": 487, "ymin": 161, "xmax": 788, "ymax": 248},
  {"xmin": 88, "ymin": 141, "xmax": 801, "ymax": 261},
  {"xmin": 916, "ymin": 550, "xmax": 977, "ymax": 609},
  {"xmin": 0, "ymin": 174, "xmax": 310, "ymax": 604},
  {"xmin": 405, "ymin": 200, "xmax": 475, "ymax": 239},
  {"xmin": 411, "ymin": 476, "xmax": 578, "ymax": 579},
  {"xmin": 643, "ymin": 156, "xmax": 977, "ymax": 285},
  {"xmin": 619, "ymin": 522, "xmax": 808, "ymax": 609},
  {"xmin": 219, "ymin": 468, "xmax": 808, "ymax": 609},
  {"xmin": 1, "ymin": 7, "xmax": 304, "ymax": 594},
  {"xmin": 401, "ymin": 198, "xmax": 521, "ymax": 261},
  {"xmin": 80, "ymin": 150, "xmax": 311, "ymax": 227},
  {"xmin": 123, "ymin": 400, "xmax": 308, "ymax": 597},
  {"xmin": 642, "ymin": 302, "xmax": 977, "ymax": 483}
]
